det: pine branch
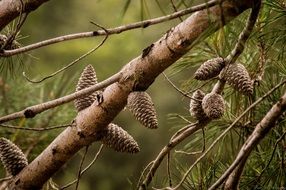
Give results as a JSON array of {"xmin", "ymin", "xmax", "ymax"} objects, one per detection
[
  {"xmin": 23, "ymin": 26, "xmax": 108, "ymax": 83},
  {"xmin": 0, "ymin": 0, "xmax": 223, "ymax": 57}
]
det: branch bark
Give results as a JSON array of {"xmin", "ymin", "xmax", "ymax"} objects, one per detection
[
  {"xmin": 0, "ymin": 0, "xmax": 51, "ymax": 31},
  {"xmin": 7, "ymin": 0, "xmax": 256, "ymax": 189}
]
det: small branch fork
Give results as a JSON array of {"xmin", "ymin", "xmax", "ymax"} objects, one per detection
[{"xmin": 0, "ymin": 0, "xmax": 222, "ymax": 57}]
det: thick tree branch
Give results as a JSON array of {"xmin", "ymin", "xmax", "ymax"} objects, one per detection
[
  {"xmin": 0, "ymin": 0, "xmax": 221, "ymax": 57},
  {"xmin": 0, "ymin": 0, "xmax": 50, "ymax": 31},
  {"xmin": 8, "ymin": 1, "xmax": 256, "ymax": 189},
  {"xmin": 209, "ymin": 91, "xmax": 286, "ymax": 190}
]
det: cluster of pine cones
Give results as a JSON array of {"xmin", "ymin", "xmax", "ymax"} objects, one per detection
[
  {"xmin": 190, "ymin": 57, "xmax": 253, "ymax": 121},
  {"xmin": 0, "ymin": 64, "xmax": 159, "ymax": 176},
  {"xmin": 74, "ymin": 65, "xmax": 159, "ymax": 154}
]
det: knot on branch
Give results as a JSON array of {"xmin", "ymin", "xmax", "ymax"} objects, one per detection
[{"xmin": 24, "ymin": 109, "xmax": 36, "ymax": 118}]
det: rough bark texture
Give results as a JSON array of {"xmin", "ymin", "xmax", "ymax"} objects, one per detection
[
  {"xmin": 0, "ymin": 0, "xmax": 51, "ymax": 31},
  {"xmin": 8, "ymin": 0, "xmax": 256, "ymax": 189}
]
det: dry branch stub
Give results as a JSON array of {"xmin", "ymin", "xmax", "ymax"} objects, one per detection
[
  {"xmin": 74, "ymin": 64, "xmax": 101, "ymax": 112},
  {"xmin": 97, "ymin": 123, "xmax": 140, "ymax": 154},
  {"xmin": 220, "ymin": 63, "xmax": 253, "ymax": 95},
  {"xmin": 189, "ymin": 89, "xmax": 208, "ymax": 121},
  {"xmin": 0, "ymin": 138, "xmax": 28, "ymax": 176},
  {"xmin": 194, "ymin": 57, "xmax": 225, "ymax": 80},
  {"xmin": 202, "ymin": 92, "xmax": 225, "ymax": 119},
  {"xmin": 127, "ymin": 91, "xmax": 158, "ymax": 129}
]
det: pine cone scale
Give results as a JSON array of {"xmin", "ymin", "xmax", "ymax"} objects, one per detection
[
  {"xmin": 0, "ymin": 138, "xmax": 28, "ymax": 176},
  {"xmin": 127, "ymin": 92, "xmax": 158, "ymax": 129}
]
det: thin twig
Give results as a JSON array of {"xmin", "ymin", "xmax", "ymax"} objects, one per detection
[
  {"xmin": 224, "ymin": 0, "xmax": 261, "ymax": 64},
  {"xmin": 0, "ymin": 72, "xmax": 121, "ymax": 123},
  {"xmin": 0, "ymin": 123, "xmax": 70, "ymax": 131},
  {"xmin": 186, "ymin": 77, "xmax": 218, "ymax": 95},
  {"xmin": 75, "ymin": 146, "xmax": 89, "ymax": 190},
  {"xmin": 0, "ymin": 0, "xmax": 223, "ymax": 57},
  {"xmin": 167, "ymin": 153, "xmax": 172, "ymax": 187},
  {"xmin": 170, "ymin": 0, "xmax": 183, "ymax": 21},
  {"xmin": 175, "ymin": 114, "xmax": 192, "ymax": 124},
  {"xmin": 170, "ymin": 122, "xmax": 197, "ymax": 141},
  {"xmin": 60, "ymin": 144, "xmax": 104, "ymax": 190},
  {"xmin": 23, "ymin": 23, "xmax": 109, "ymax": 83}
]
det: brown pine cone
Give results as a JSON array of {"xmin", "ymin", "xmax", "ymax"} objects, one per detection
[
  {"xmin": 0, "ymin": 138, "xmax": 28, "ymax": 176},
  {"xmin": 202, "ymin": 93, "xmax": 225, "ymax": 119},
  {"xmin": 220, "ymin": 63, "xmax": 253, "ymax": 95},
  {"xmin": 74, "ymin": 64, "xmax": 102, "ymax": 112},
  {"xmin": 127, "ymin": 91, "xmax": 158, "ymax": 129},
  {"xmin": 194, "ymin": 57, "xmax": 225, "ymax": 80},
  {"xmin": 97, "ymin": 123, "xmax": 140, "ymax": 154},
  {"xmin": 189, "ymin": 90, "xmax": 208, "ymax": 121}
]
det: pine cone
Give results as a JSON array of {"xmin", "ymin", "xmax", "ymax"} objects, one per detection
[
  {"xmin": 0, "ymin": 138, "xmax": 28, "ymax": 176},
  {"xmin": 97, "ymin": 123, "xmax": 140, "ymax": 154},
  {"xmin": 74, "ymin": 64, "xmax": 102, "ymax": 112},
  {"xmin": 220, "ymin": 63, "xmax": 253, "ymax": 95},
  {"xmin": 127, "ymin": 91, "xmax": 158, "ymax": 129},
  {"xmin": 189, "ymin": 90, "xmax": 208, "ymax": 121},
  {"xmin": 202, "ymin": 93, "xmax": 225, "ymax": 119},
  {"xmin": 194, "ymin": 57, "xmax": 225, "ymax": 80}
]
